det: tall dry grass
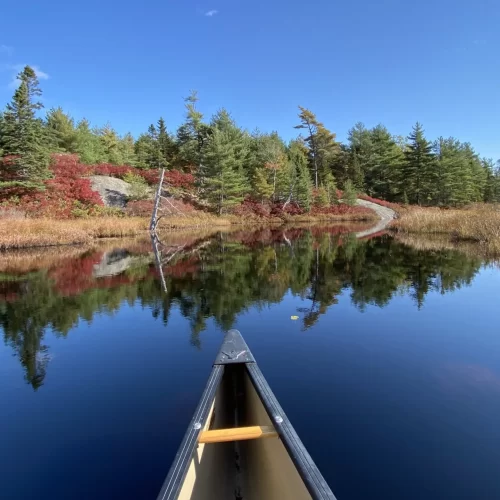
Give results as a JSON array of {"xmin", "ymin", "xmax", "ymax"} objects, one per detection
[
  {"xmin": 0, "ymin": 217, "xmax": 147, "ymax": 250},
  {"xmin": 392, "ymin": 205, "xmax": 500, "ymax": 255},
  {"xmin": 0, "ymin": 214, "xmax": 234, "ymax": 250}
]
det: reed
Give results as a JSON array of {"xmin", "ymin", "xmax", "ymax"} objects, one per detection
[{"xmin": 391, "ymin": 205, "xmax": 500, "ymax": 255}]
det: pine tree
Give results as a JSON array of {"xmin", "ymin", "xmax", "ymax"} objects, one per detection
[
  {"xmin": 119, "ymin": 133, "xmax": 137, "ymax": 166},
  {"xmin": 295, "ymin": 107, "xmax": 340, "ymax": 189},
  {"xmin": 99, "ymin": 124, "xmax": 123, "ymax": 164},
  {"xmin": 252, "ymin": 167, "xmax": 274, "ymax": 203},
  {"xmin": 367, "ymin": 125, "xmax": 404, "ymax": 200},
  {"xmin": 203, "ymin": 128, "xmax": 248, "ymax": 214},
  {"xmin": 404, "ymin": 123, "xmax": 436, "ymax": 205},
  {"xmin": 45, "ymin": 107, "xmax": 78, "ymax": 153},
  {"xmin": 288, "ymin": 139, "xmax": 312, "ymax": 210},
  {"xmin": 157, "ymin": 117, "xmax": 177, "ymax": 168},
  {"xmin": 343, "ymin": 179, "xmax": 357, "ymax": 206},
  {"xmin": 323, "ymin": 171, "xmax": 338, "ymax": 204},
  {"xmin": 134, "ymin": 132, "xmax": 155, "ymax": 169},
  {"xmin": 0, "ymin": 66, "xmax": 49, "ymax": 187},
  {"xmin": 0, "ymin": 113, "xmax": 5, "ymax": 157},
  {"xmin": 177, "ymin": 91, "xmax": 211, "ymax": 170},
  {"xmin": 483, "ymin": 159, "xmax": 498, "ymax": 203},
  {"xmin": 347, "ymin": 122, "xmax": 371, "ymax": 190},
  {"xmin": 75, "ymin": 119, "xmax": 106, "ymax": 164}
]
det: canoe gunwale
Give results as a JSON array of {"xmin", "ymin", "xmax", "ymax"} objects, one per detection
[
  {"xmin": 247, "ymin": 362, "xmax": 337, "ymax": 500},
  {"xmin": 156, "ymin": 330, "xmax": 337, "ymax": 500},
  {"xmin": 156, "ymin": 364, "xmax": 224, "ymax": 500}
]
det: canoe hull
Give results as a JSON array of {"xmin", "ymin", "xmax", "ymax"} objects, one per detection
[{"xmin": 157, "ymin": 330, "xmax": 336, "ymax": 500}]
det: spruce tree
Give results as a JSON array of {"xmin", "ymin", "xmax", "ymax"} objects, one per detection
[
  {"xmin": 343, "ymin": 179, "xmax": 357, "ymax": 206},
  {"xmin": 157, "ymin": 117, "xmax": 177, "ymax": 168},
  {"xmin": 203, "ymin": 128, "xmax": 248, "ymax": 214},
  {"xmin": 288, "ymin": 139, "xmax": 312, "ymax": 210},
  {"xmin": 99, "ymin": 124, "xmax": 123, "ymax": 164},
  {"xmin": 119, "ymin": 133, "xmax": 137, "ymax": 167},
  {"xmin": 134, "ymin": 132, "xmax": 155, "ymax": 169},
  {"xmin": 367, "ymin": 125, "xmax": 404, "ymax": 200},
  {"xmin": 0, "ymin": 66, "xmax": 49, "ymax": 187},
  {"xmin": 45, "ymin": 107, "xmax": 78, "ymax": 153},
  {"xmin": 404, "ymin": 123, "xmax": 436, "ymax": 205},
  {"xmin": 177, "ymin": 91, "xmax": 211, "ymax": 170},
  {"xmin": 252, "ymin": 167, "xmax": 273, "ymax": 203},
  {"xmin": 75, "ymin": 119, "xmax": 106, "ymax": 164}
]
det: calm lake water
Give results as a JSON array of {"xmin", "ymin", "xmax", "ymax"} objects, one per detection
[{"xmin": 1, "ymin": 227, "xmax": 500, "ymax": 500}]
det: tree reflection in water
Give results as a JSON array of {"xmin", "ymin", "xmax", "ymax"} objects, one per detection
[{"xmin": 0, "ymin": 226, "xmax": 488, "ymax": 389}]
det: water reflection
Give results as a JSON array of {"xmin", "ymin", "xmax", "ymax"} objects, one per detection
[{"xmin": 0, "ymin": 227, "xmax": 491, "ymax": 389}]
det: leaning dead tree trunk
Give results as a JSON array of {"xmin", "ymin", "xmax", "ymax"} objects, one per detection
[
  {"xmin": 282, "ymin": 179, "xmax": 296, "ymax": 210},
  {"xmin": 150, "ymin": 168, "xmax": 189, "ymax": 232}
]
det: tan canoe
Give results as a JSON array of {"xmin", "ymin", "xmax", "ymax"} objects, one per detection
[{"xmin": 156, "ymin": 330, "xmax": 337, "ymax": 500}]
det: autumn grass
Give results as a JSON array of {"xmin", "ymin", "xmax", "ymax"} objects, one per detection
[
  {"xmin": 0, "ymin": 208, "xmax": 378, "ymax": 250},
  {"xmin": 0, "ymin": 213, "xmax": 235, "ymax": 250},
  {"xmin": 391, "ymin": 205, "xmax": 500, "ymax": 255}
]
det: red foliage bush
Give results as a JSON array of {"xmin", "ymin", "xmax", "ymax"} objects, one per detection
[
  {"xmin": 164, "ymin": 170, "xmax": 195, "ymax": 190},
  {"xmin": 124, "ymin": 200, "xmax": 154, "ymax": 217},
  {"xmin": 1, "ymin": 154, "xmax": 103, "ymax": 218},
  {"xmin": 271, "ymin": 201, "xmax": 304, "ymax": 216},
  {"xmin": 232, "ymin": 199, "xmax": 272, "ymax": 218}
]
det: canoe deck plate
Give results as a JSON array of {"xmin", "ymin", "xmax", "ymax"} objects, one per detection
[{"xmin": 214, "ymin": 329, "xmax": 256, "ymax": 365}]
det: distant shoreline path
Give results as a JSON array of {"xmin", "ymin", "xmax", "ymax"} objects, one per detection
[{"xmin": 355, "ymin": 199, "xmax": 397, "ymax": 238}]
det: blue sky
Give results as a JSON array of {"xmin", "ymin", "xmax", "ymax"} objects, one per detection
[{"xmin": 1, "ymin": 0, "xmax": 498, "ymax": 159}]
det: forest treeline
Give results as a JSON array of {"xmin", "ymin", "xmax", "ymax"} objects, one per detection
[
  {"xmin": 1, "ymin": 66, "xmax": 499, "ymax": 213},
  {"xmin": 1, "ymin": 230, "xmax": 486, "ymax": 389}
]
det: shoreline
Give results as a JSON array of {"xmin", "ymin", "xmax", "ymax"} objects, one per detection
[{"xmin": 0, "ymin": 213, "xmax": 378, "ymax": 251}]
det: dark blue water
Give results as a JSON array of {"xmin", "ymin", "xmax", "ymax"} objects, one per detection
[{"xmin": 1, "ymin": 229, "xmax": 500, "ymax": 499}]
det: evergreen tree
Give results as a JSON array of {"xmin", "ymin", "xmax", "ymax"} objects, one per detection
[
  {"xmin": 252, "ymin": 167, "xmax": 274, "ymax": 202},
  {"xmin": 368, "ymin": 125, "xmax": 404, "ymax": 200},
  {"xmin": 295, "ymin": 107, "xmax": 339, "ymax": 189},
  {"xmin": 203, "ymin": 128, "xmax": 248, "ymax": 214},
  {"xmin": 177, "ymin": 91, "xmax": 211, "ymax": 171},
  {"xmin": 288, "ymin": 139, "xmax": 312, "ymax": 210},
  {"xmin": 295, "ymin": 107, "xmax": 320, "ymax": 188},
  {"xmin": 134, "ymin": 131, "xmax": 156, "ymax": 169},
  {"xmin": 483, "ymin": 159, "xmax": 498, "ymax": 203},
  {"xmin": 323, "ymin": 171, "xmax": 338, "ymax": 204},
  {"xmin": 347, "ymin": 122, "xmax": 371, "ymax": 190},
  {"xmin": 75, "ymin": 119, "xmax": 106, "ymax": 164},
  {"xmin": 119, "ymin": 133, "xmax": 137, "ymax": 166},
  {"xmin": 45, "ymin": 107, "xmax": 78, "ymax": 153},
  {"xmin": 463, "ymin": 143, "xmax": 486, "ymax": 202},
  {"xmin": 99, "ymin": 124, "xmax": 123, "ymax": 164},
  {"xmin": 0, "ymin": 66, "xmax": 49, "ymax": 186},
  {"xmin": 404, "ymin": 123, "xmax": 436, "ymax": 205},
  {"xmin": 157, "ymin": 117, "xmax": 177, "ymax": 169},
  {"xmin": 343, "ymin": 179, "xmax": 357, "ymax": 206},
  {"xmin": 0, "ymin": 113, "xmax": 5, "ymax": 157}
]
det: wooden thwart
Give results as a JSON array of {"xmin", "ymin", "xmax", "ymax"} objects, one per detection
[{"xmin": 198, "ymin": 425, "xmax": 278, "ymax": 444}]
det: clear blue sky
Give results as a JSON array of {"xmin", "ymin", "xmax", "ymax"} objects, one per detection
[{"xmin": 1, "ymin": 0, "xmax": 498, "ymax": 159}]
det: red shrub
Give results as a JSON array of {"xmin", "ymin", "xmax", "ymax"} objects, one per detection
[
  {"xmin": 232, "ymin": 199, "xmax": 272, "ymax": 218},
  {"xmin": 164, "ymin": 170, "xmax": 195, "ymax": 190},
  {"xmin": 0, "ymin": 154, "xmax": 103, "ymax": 218},
  {"xmin": 124, "ymin": 200, "xmax": 154, "ymax": 217}
]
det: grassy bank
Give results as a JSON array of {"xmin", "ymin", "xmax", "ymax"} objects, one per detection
[
  {"xmin": 0, "ymin": 209, "xmax": 378, "ymax": 250},
  {"xmin": 0, "ymin": 215, "xmax": 232, "ymax": 250},
  {"xmin": 391, "ymin": 205, "xmax": 500, "ymax": 255}
]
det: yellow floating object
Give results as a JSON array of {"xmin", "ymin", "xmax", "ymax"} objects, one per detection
[{"xmin": 290, "ymin": 315, "xmax": 299, "ymax": 320}]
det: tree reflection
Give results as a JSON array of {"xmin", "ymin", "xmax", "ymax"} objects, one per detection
[{"xmin": 0, "ymin": 228, "xmax": 489, "ymax": 389}]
